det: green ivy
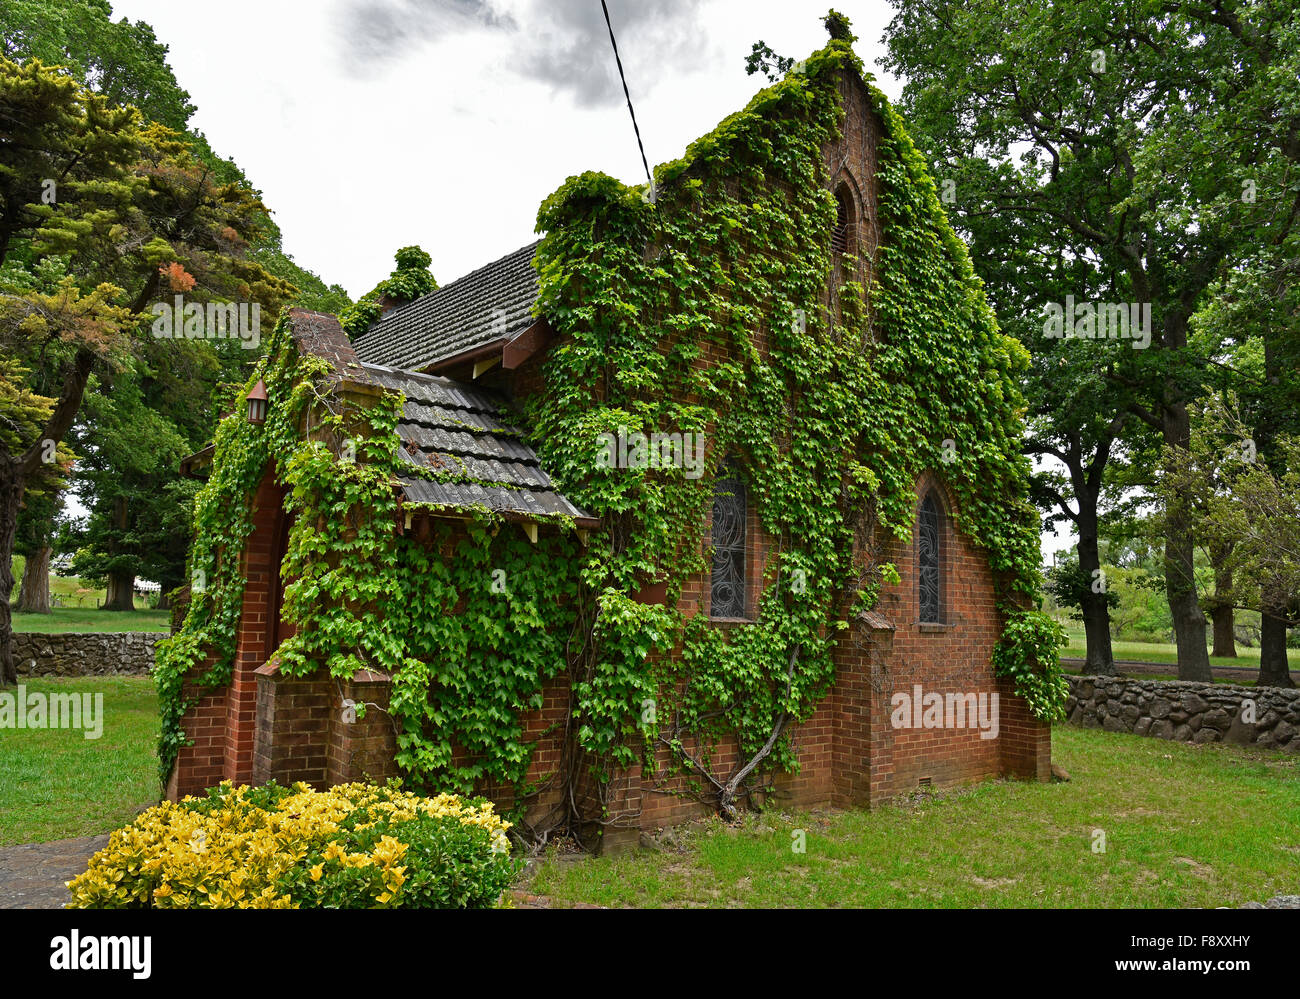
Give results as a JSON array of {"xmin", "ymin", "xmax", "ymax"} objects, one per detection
[
  {"xmin": 526, "ymin": 37, "xmax": 1066, "ymax": 793},
  {"xmin": 157, "ymin": 34, "xmax": 1066, "ymax": 815},
  {"xmin": 156, "ymin": 314, "xmax": 586, "ymax": 798},
  {"xmin": 339, "ymin": 246, "xmax": 437, "ymax": 339}
]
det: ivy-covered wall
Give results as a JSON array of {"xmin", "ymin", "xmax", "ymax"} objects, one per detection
[
  {"xmin": 159, "ymin": 37, "xmax": 1066, "ymax": 838},
  {"xmin": 519, "ymin": 40, "xmax": 1066, "ymax": 818}
]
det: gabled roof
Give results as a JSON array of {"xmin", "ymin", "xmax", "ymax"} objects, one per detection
[
  {"xmin": 360, "ymin": 361, "xmax": 595, "ymax": 526},
  {"xmin": 353, "ymin": 241, "xmax": 540, "ymax": 371}
]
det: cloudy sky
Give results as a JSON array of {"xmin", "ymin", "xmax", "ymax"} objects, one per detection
[
  {"xmin": 103, "ymin": 0, "xmax": 1070, "ymax": 559},
  {"xmin": 107, "ymin": 0, "xmax": 902, "ymax": 296}
]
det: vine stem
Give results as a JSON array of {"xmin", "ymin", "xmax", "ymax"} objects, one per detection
[{"xmin": 717, "ymin": 642, "xmax": 801, "ymax": 820}]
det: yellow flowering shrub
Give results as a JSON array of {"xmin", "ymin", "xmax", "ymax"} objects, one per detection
[{"xmin": 67, "ymin": 781, "xmax": 518, "ymax": 909}]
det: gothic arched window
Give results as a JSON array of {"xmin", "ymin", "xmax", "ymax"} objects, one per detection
[
  {"xmin": 831, "ymin": 185, "xmax": 855, "ymax": 254},
  {"xmin": 711, "ymin": 469, "xmax": 747, "ymax": 619},
  {"xmin": 918, "ymin": 493, "xmax": 942, "ymax": 623}
]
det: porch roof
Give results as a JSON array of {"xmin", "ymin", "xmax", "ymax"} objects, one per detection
[{"xmin": 360, "ymin": 361, "xmax": 596, "ymax": 527}]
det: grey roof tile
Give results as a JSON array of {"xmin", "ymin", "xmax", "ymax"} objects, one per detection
[
  {"xmin": 358, "ymin": 361, "xmax": 592, "ymax": 525},
  {"xmin": 353, "ymin": 242, "xmax": 540, "ymax": 371}
]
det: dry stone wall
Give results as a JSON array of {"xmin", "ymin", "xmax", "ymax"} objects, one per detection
[
  {"xmin": 1065, "ymin": 675, "xmax": 1300, "ymax": 752},
  {"xmin": 14, "ymin": 632, "xmax": 162, "ymax": 677}
]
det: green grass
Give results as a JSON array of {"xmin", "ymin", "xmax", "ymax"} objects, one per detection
[
  {"xmin": 1060, "ymin": 665, "xmax": 1257, "ymax": 687},
  {"xmin": 10, "ymin": 608, "xmax": 170, "ymax": 634},
  {"xmin": 10, "ymin": 555, "xmax": 168, "ymax": 632},
  {"xmin": 524, "ymin": 727, "xmax": 1300, "ymax": 908},
  {"xmin": 0, "ymin": 676, "xmax": 160, "ymax": 846},
  {"xmin": 1060, "ymin": 625, "xmax": 1268, "ymax": 670}
]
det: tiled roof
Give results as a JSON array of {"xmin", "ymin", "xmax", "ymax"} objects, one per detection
[
  {"xmin": 353, "ymin": 242, "xmax": 540, "ymax": 371},
  {"xmin": 360, "ymin": 362, "xmax": 594, "ymax": 525}
]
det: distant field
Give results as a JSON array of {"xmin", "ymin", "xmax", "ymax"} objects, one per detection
[
  {"xmin": 1059, "ymin": 625, "xmax": 1268, "ymax": 671},
  {"xmin": 9, "ymin": 556, "xmax": 168, "ymax": 633},
  {"xmin": 11, "ymin": 608, "xmax": 170, "ymax": 634}
]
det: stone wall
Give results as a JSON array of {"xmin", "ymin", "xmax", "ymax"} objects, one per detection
[
  {"xmin": 1065, "ymin": 675, "xmax": 1300, "ymax": 752},
  {"xmin": 14, "ymin": 632, "xmax": 163, "ymax": 677}
]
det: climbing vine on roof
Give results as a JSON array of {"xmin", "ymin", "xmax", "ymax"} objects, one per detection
[
  {"xmin": 340, "ymin": 245, "xmax": 438, "ymax": 339},
  {"xmin": 154, "ymin": 315, "xmax": 583, "ymax": 800}
]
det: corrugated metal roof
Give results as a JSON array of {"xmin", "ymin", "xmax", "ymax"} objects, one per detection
[
  {"xmin": 353, "ymin": 242, "xmax": 540, "ymax": 371},
  {"xmin": 360, "ymin": 361, "xmax": 593, "ymax": 525}
]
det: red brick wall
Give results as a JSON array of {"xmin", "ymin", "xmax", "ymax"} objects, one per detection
[
  {"xmin": 225, "ymin": 470, "xmax": 289, "ymax": 784},
  {"xmin": 251, "ymin": 665, "xmax": 332, "ymax": 787},
  {"xmin": 167, "ymin": 466, "xmax": 293, "ymax": 800},
  {"xmin": 868, "ymin": 473, "xmax": 1050, "ymax": 796},
  {"xmin": 329, "ymin": 671, "xmax": 400, "ymax": 786},
  {"xmin": 165, "ymin": 662, "xmax": 226, "ymax": 800}
]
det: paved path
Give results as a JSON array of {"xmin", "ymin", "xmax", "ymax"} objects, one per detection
[
  {"xmin": 0, "ymin": 837, "xmax": 595, "ymax": 910},
  {"xmin": 0, "ymin": 835, "xmax": 106, "ymax": 909}
]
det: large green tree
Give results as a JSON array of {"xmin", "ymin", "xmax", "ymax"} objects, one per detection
[
  {"xmin": 0, "ymin": 58, "xmax": 293, "ymax": 683},
  {"xmin": 1, "ymin": 6, "xmax": 347, "ymax": 618},
  {"xmin": 67, "ymin": 342, "xmax": 214, "ymax": 610},
  {"xmin": 882, "ymin": 0, "xmax": 1300, "ymax": 681},
  {"xmin": 0, "ymin": 0, "xmax": 194, "ymax": 129},
  {"xmin": 1161, "ymin": 398, "xmax": 1297, "ymax": 685}
]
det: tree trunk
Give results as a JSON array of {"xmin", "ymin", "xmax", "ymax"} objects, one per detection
[
  {"xmin": 1162, "ymin": 401, "xmax": 1212, "ymax": 681},
  {"xmin": 1209, "ymin": 603, "xmax": 1236, "ymax": 659},
  {"xmin": 1080, "ymin": 591, "xmax": 1117, "ymax": 674},
  {"xmin": 0, "ymin": 347, "xmax": 97, "ymax": 685},
  {"xmin": 157, "ymin": 589, "xmax": 170, "ymax": 611},
  {"xmin": 0, "ymin": 473, "xmax": 21, "ymax": 686},
  {"xmin": 1206, "ymin": 553, "xmax": 1236, "ymax": 658},
  {"xmin": 103, "ymin": 571, "xmax": 135, "ymax": 611},
  {"xmin": 16, "ymin": 545, "xmax": 51, "ymax": 614},
  {"xmin": 1075, "ymin": 497, "xmax": 1116, "ymax": 674},
  {"xmin": 1258, "ymin": 606, "xmax": 1294, "ymax": 688}
]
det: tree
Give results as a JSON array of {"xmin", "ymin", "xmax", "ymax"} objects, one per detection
[
  {"xmin": 0, "ymin": 58, "xmax": 293, "ymax": 682},
  {"xmin": 1192, "ymin": 252, "xmax": 1300, "ymax": 676},
  {"xmin": 67, "ymin": 338, "xmax": 219, "ymax": 610},
  {"xmin": 0, "ymin": 0, "xmax": 195, "ymax": 129},
  {"xmin": 0, "ymin": 283, "xmax": 132, "ymax": 681},
  {"xmin": 1, "ymin": 8, "xmax": 347, "ymax": 619},
  {"xmin": 882, "ymin": 0, "xmax": 1300, "ymax": 681},
  {"xmin": 1161, "ymin": 399, "xmax": 1297, "ymax": 686}
]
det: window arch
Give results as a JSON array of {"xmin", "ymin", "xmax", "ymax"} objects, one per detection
[
  {"xmin": 710, "ymin": 465, "xmax": 747, "ymax": 619},
  {"xmin": 918, "ymin": 492, "xmax": 942, "ymax": 623}
]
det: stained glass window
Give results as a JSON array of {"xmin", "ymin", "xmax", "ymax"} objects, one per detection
[
  {"xmin": 918, "ymin": 494, "xmax": 941, "ymax": 623},
  {"xmin": 711, "ymin": 473, "xmax": 747, "ymax": 619}
]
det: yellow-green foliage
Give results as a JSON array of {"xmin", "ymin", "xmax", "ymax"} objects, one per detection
[{"xmin": 66, "ymin": 781, "xmax": 517, "ymax": 909}]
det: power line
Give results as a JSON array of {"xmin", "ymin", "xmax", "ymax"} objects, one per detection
[{"xmin": 600, "ymin": 0, "xmax": 655, "ymax": 200}]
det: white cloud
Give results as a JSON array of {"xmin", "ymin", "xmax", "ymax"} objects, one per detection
[{"xmin": 108, "ymin": 0, "xmax": 902, "ymax": 297}]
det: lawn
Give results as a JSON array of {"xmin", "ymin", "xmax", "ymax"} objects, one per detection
[
  {"xmin": 10, "ymin": 554, "xmax": 168, "ymax": 633},
  {"xmin": 1060, "ymin": 664, "xmax": 1258, "ymax": 687},
  {"xmin": 1059, "ymin": 625, "xmax": 1270, "ymax": 671},
  {"xmin": 524, "ymin": 726, "xmax": 1300, "ymax": 908},
  {"xmin": 3, "ymin": 679, "xmax": 1296, "ymax": 908},
  {"xmin": 10, "ymin": 608, "xmax": 170, "ymax": 634},
  {"xmin": 0, "ymin": 676, "xmax": 160, "ymax": 846}
]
